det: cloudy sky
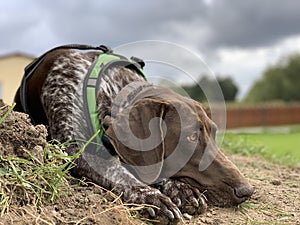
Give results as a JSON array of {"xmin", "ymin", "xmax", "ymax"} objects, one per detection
[{"xmin": 1, "ymin": 0, "xmax": 300, "ymax": 99}]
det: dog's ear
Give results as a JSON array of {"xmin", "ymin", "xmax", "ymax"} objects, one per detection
[{"xmin": 106, "ymin": 98, "xmax": 168, "ymax": 184}]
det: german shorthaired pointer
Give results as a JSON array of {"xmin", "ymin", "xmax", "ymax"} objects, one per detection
[{"xmin": 14, "ymin": 45, "xmax": 253, "ymax": 224}]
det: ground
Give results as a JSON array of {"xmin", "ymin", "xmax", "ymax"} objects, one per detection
[{"xmin": 0, "ymin": 101, "xmax": 299, "ymax": 225}]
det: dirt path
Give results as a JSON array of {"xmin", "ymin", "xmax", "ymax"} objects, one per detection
[
  {"xmin": 1, "ymin": 154, "xmax": 298, "ymax": 225},
  {"xmin": 188, "ymin": 154, "xmax": 300, "ymax": 225},
  {"xmin": 0, "ymin": 102, "xmax": 299, "ymax": 225}
]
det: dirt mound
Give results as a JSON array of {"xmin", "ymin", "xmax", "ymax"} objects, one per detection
[
  {"xmin": 0, "ymin": 103, "xmax": 47, "ymax": 160},
  {"xmin": 0, "ymin": 101, "xmax": 299, "ymax": 225},
  {"xmin": 0, "ymin": 103, "xmax": 146, "ymax": 225}
]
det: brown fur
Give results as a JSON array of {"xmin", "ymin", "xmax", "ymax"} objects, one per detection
[{"xmin": 14, "ymin": 48, "xmax": 253, "ymax": 224}]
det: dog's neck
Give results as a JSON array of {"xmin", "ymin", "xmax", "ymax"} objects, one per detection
[{"xmin": 97, "ymin": 66, "xmax": 146, "ymax": 128}]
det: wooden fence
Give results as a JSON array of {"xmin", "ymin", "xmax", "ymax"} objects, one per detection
[{"xmin": 206, "ymin": 103, "xmax": 300, "ymax": 129}]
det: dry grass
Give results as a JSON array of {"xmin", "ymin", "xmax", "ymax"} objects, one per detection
[
  {"xmin": 0, "ymin": 105, "xmax": 147, "ymax": 225},
  {"xmin": 0, "ymin": 142, "xmax": 148, "ymax": 225}
]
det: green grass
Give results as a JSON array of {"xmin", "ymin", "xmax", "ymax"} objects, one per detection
[
  {"xmin": 222, "ymin": 126, "xmax": 300, "ymax": 166},
  {"xmin": 0, "ymin": 103, "xmax": 15, "ymax": 125},
  {"xmin": 0, "ymin": 132, "xmax": 102, "ymax": 216},
  {"xmin": 0, "ymin": 104, "xmax": 103, "ymax": 216},
  {"xmin": 0, "ymin": 141, "xmax": 80, "ymax": 216}
]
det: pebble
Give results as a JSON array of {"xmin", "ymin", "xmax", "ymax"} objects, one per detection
[
  {"xmin": 271, "ymin": 180, "xmax": 281, "ymax": 185},
  {"xmin": 183, "ymin": 213, "xmax": 193, "ymax": 220},
  {"xmin": 206, "ymin": 212, "xmax": 212, "ymax": 217}
]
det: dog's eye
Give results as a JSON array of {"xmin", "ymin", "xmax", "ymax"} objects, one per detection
[{"xmin": 187, "ymin": 132, "xmax": 198, "ymax": 142}]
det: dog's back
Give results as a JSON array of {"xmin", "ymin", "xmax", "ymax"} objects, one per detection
[
  {"xmin": 15, "ymin": 49, "xmax": 96, "ymax": 121},
  {"xmin": 14, "ymin": 47, "xmax": 145, "ymax": 142}
]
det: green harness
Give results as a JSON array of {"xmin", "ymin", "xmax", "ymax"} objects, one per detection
[
  {"xmin": 19, "ymin": 44, "xmax": 147, "ymax": 155},
  {"xmin": 83, "ymin": 49, "xmax": 147, "ymax": 153}
]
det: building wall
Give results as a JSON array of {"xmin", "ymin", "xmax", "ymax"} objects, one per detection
[{"xmin": 0, "ymin": 54, "xmax": 34, "ymax": 104}]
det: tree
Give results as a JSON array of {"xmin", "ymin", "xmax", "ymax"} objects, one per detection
[
  {"xmin": 182, "ymin": 75, "xmax": 239, "ymax": 102},
  {"xmin": 218, "ymin": 77, "xmax": 239, "ymax": 101},
  {"xmin": 245, "ymin": 54, "xmax": 300, "ymax": 102}
]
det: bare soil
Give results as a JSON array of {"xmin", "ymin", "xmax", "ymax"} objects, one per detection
[{"xmin": 0, "ymin": 101, "xmax": 299, "ymax": 225}]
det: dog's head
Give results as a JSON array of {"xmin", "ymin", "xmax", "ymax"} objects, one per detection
[{"xmin": 106, "ymin": 85, "xmax": 253, "ymax": 207}]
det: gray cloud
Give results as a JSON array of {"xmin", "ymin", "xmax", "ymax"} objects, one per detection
[
  {"xmin": 206, "ymin": 0, "xmax": 300, "ymax": 48},
  {"xmin": 2, "ymin": 0, "xmax": 300, "ymax": 54},
  {"xmin": 1, "ymin": 0, "xmax": 300, "ymax": 97},
  {"xmin": 0, "ymin": 0, "xmax": 209, "ymax": 54}
]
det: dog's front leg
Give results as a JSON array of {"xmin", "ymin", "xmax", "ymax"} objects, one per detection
[
  {"xmin": 66, "ymin": 145, "xmax": 181, "ymax": 224},
  {"xmin": 156, "ymin": 179, "xmax": 207, "ymax": 215}
]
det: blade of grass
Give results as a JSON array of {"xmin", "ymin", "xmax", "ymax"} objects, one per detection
[{"xmin": 0, "ymin": 103, "xmax": 16, "ymax": 125}]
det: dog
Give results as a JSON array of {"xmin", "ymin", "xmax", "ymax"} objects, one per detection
[{"xmin": 14, "ymin": 45, "xmax": 253, "ymax": 224}]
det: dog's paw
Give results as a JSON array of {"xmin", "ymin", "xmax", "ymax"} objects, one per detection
[
  {"xmin": 158, "ymin": 179, "xmax": 207, "ymax": 215},
  {"xmin": 129, "ymin": 187, "xmax": 182, "ymax": 224}
]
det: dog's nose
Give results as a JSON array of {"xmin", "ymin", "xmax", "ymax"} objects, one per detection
[{"xmin": 234, "ymin": 184, "xmax": 254, "ymax": 198}]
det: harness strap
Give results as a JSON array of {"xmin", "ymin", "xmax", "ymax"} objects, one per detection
[
  {"xmin": 20, "ymin": 44, "xmax": 112, "ymax": 121},
  {"xmin": 83, "ymin": 52, "xmax": 147, "ymax": 155},
  {"xmin": 18, "ymin": 44, "xmax": 147, "ymax": 158}
]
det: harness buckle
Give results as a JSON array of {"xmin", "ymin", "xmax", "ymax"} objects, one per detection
[
  {"xmin": 98, "ymin": 45, "xmax": 113, "ymax": 53},
  {"xmin": 130, "ymin": 56, "xmax": 145, "ymax": 69}
]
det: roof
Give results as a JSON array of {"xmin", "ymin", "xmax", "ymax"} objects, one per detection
[{"xmin": 0, "ymin": 52, "xmax": 35, "ymax": 60}]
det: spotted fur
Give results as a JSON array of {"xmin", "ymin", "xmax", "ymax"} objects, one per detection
[
  {"xmin": 41, "ymin": 51, "xmax": 90, "ymax": 142},
  {"xmin": 24, "ymin": 49, "xmax": 209, "ymax": 224},
  {"xmin": 15, "ymin": 49, "xmax": 232, "ymax": 224},
  {"xmin": 15, "ymin": 44, "xmax": 255, "ymax": 224}
]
